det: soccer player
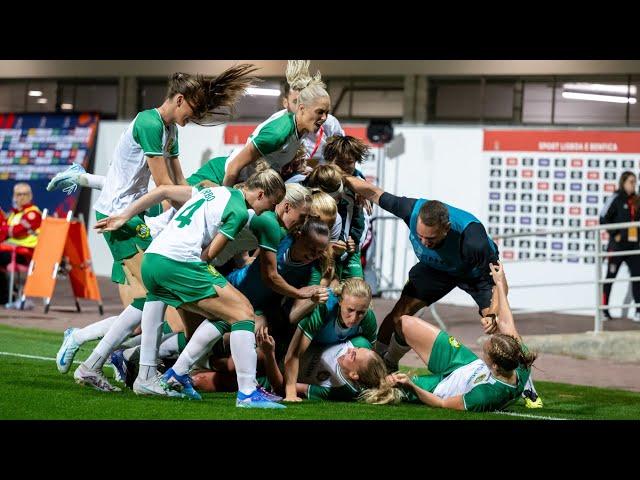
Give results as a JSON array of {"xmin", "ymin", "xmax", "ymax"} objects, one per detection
[
  {"xmin": 77, "ymin": 170, "xmax": 286, "ymax": 408},
  {"xmin": 283, "ymin": 277, "xmax": 378, "ymax": 402},
  {"xmin": 363, "ymin": 262, "xmax": 537, "ymax": 413}
]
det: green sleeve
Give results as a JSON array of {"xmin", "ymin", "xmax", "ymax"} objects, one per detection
[
  {"xmin": 132, "ymin": 110, "xmax": 164, "ymax": 156},
  {"xmin": 170, "ymin": 129, "xmax": 179, "ymax": 156},
  {"xmin": 249, "ymin": 212, "xmax": 283, "ymax": 252},
  {"xmin": 463, "ymin": 384, "xmax": 505, "ymax": 412},
  {"xmin": 308, "ymin": 384, "xmax": 358, "ymax": 402},
  {"xmin": 360, "ymin": 310, "xmax": 378, "ymax": 344},
  {"xmin": 297, "ymin": 304, "xmax": 328, "ymax": 341},
  {"xmin": 187, "ymin": 156, "xmax": 227, "ymax": 186},
  {"xmin": 250, "ymin": 113, "xmax": 294, "ymax": 156},
  {"xmin": 219, "ymin": 190, "xmax": 249, "ymax": 241},
  {"xmin": 308, "ymin": 264, "xmax": 322, "ymax": 286}
]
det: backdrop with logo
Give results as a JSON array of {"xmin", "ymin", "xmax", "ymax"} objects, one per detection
[
  {"xmin": 484, "ymin": 130, "xmax": 640, "ymax": 264},
  {"xmin": 0, "ymin": 113, "xmax": 99, "ymax": 217}
]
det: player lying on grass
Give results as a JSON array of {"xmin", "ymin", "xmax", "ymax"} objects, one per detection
[
  {"xmin": 362, "ymin": 262, "xmax": 537, "ymax": 412},
  {"xmin": 189, "ymin": 328, "xmax": 386, "ymax": 403}
]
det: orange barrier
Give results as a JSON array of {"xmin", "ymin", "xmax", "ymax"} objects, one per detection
[{"xmin": 21, "ymin": 210, "xmax": 103, "ymax": 314}]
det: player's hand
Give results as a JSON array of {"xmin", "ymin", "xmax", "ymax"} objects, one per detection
[
  {"xmin": 311, "ymin": 287, "xmax": 329, "ymax": 304},
  {"xmin": 614, "ymin": 233, "xmax": 622, "ymax": 242},
  {"xmin": 359, "ymin": 197, "xmax": 373, "ymax": 215},
  {"xmin": 481, "ymin": 314, "xmax": 498, "ymax": 334},
  {"xmin": 386, "ymin": 373, "xmax": 412, "ymax": 387},
  {"xmin": 94, "ymin": 215, "xmax": 127, "ymax": 233},
  {"xmin": 297, "ymin": 285, "xmax": 321, "ymax": 299},
  {"xmin": 332, "ymin": 240, "xmax": 347, "ymax": 256},
  {"xmin": 489, "ymin": 262, "xmax": 506, "ymax": 285},
  {"xmin": 256, "ymin": 327, "xmax": 275, "ymax": 355},
  {"xmin": 346, "ymin": 236, "xmax": 356, "ymax": 253},
  {"xmin": 284, "ymin": 395, "xmax": 303, "ymax": 402}
]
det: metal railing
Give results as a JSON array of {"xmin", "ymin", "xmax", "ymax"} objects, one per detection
[
  {"xmin": 494, "ymin": 220, "xmax": 640, "ymax": 333},
  {"xmin": 369, "ymin": 213, "xmax": 640, "ymax": 334}
]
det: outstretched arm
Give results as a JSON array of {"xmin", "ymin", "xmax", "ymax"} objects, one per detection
[
  {"xmin": 343, "ymin": 176, "xmax": 385, "ymax": 205},
  {"xmin": 259, "ymin": 250, "xmax": 325, "ymax": 300},
  {"xmin": 388, "ymin": 373, "xmax": 465, "ymax": 410},
  {"xmin": 94, "ymin": 185, "xmax": 193, "ymax": 233}
]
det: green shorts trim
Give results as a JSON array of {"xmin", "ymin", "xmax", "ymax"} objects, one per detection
[
  {"xmin": 96, "ymin": 210, "xmax": 153, "ymax": 284},
  {"xmin": 177, "ymin": 332, "xmax": 187, "ymax": 352},
  {"xmin": 162, "ymin": 321, "xmax": 173, "ymax": 335},
  {"xmin": 427, "ymin": 331, "xmax": 479, "ymax": 377},
  {"xmin": 145, "ymin": 203, "xmax": 165, "ymax": 218},
  {"xmin": 141, "ymin": 253, "xmax": 227, "ymax": 308}
]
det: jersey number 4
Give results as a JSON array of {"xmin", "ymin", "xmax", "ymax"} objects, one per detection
[{"xmin": 175, "ymin": 199, "xmax": 205, "ymax": 228}]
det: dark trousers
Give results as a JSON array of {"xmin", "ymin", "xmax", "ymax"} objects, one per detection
[
  {"xmin": 0, "ymin": 251, "xmax": 30, "ymax": 305},
  {"xmin": 602, "ymin": 252, "xmax": 640, "ymax": 315}
]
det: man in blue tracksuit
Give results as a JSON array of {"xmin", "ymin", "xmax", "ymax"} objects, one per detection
[{"xmin": 343, "ymin": 175, "xmax": 545, "ymax": 408}]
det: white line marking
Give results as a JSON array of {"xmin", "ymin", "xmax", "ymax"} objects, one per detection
[
  {"xmin": 493, "ymin": 411, "xmax": 568, "ymax": 420},
  {"xmin": 0, "ymin": 352, "xmax": 574, "ymax": 420},
  {"xmin": 0, "ymin": 351, "xmax": 81, "ymax": 364}
]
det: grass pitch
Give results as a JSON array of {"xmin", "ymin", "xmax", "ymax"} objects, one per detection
[{"xmin": 1, "ymin": 324, "xmax": 639, "ymax": 420}]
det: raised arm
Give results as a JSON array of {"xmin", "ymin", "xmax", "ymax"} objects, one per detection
[{"xmin": 489, "ymin": 262, "xmax": 519, "ymax": 340}]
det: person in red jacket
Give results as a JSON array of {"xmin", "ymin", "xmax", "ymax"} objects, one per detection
[{"xmin": 0, "ymin": 183, "xmax": 42, "ymax": 303}]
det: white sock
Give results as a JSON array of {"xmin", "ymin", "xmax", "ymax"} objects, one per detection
[
  {"xmin": 138, "ymin": 301, "xmax": 167, "ymax": 380},
  {"xmin": 77, "ymin": 173, "xmax": 105, "ymax": 190},
  {"xmin": 123, "ymin": 345, "xmax": 140, "ymax": 362},
  {"xmin": 384, "ymin": 333, "xmax": 411, "ymax": 367},
  {"xmin": 83, "ymin": 306, "xmax": 142, "ymax": 370},
  {"xmin": 230, "ymin": 321, "xmax": 257, "ymax": 395},
  {"xmin": 172, "ymin": 322, "xmax": 223, "ymax": 376},
  {"xmin": 119, "ymin": 334, "xmax": 142, "ymax": 350},
  {"xmin": 158, "ymin": 334, "xmax": 180, "ymax": 360},
  {"xmin": 72, "ymin": 316, "xmax": 117, "ymax": 344},
  {"xmin": 374, "ymin": 341, "xmax": 389, "ymax": 356},
  {"xmin": 524, "ymin": 375, "xmax": 538, "ymax": 394}
]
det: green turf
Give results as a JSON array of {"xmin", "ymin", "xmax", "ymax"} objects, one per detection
[{"xmin": 1, "ymin": 324, "xmax": 639, "ymax": 420}]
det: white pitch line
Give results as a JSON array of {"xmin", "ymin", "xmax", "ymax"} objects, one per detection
[
  {"xmin": 0, "ymin": 351, "xmax": 81, "ymax": 365},
  {"xmin": 0, "ymin": 351, "xmax": 573, "ymax": 420},
  {"xmin": 493, "ymin": 411, "xmax": 568, "ymax": 420}
]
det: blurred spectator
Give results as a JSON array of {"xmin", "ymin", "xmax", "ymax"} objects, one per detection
[
  {"xmin": 599, "ymin": 171, "xmax": 640, "ymax": 322},
  {"xmin": 0, "ymin": 183, "xmax": 42, "ymax": 304}
]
